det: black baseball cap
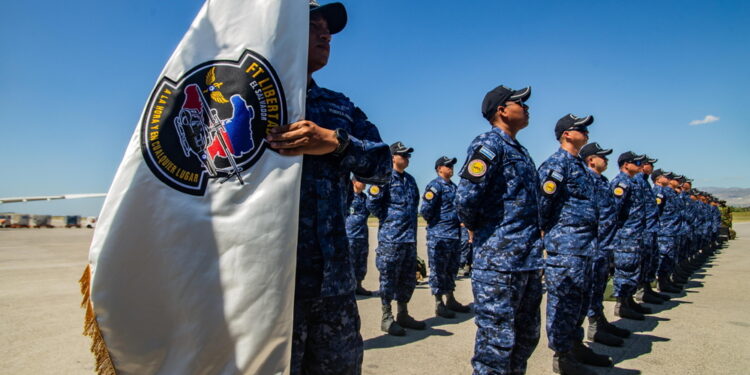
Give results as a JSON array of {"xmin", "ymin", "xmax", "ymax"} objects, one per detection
[
  {"xmin": 643, "ymin": 155, "xmax": 658, "ymax": 165},
  {"xmin": 555, "ymin": 114, "xmax": 594, "ymax": 139},
  {"xmin": 310, "ymin": 1, "xmax": 347, "ymax": 35},
  {"xmin": 390, "ymin": 141, "xmax": 414, "ymax": 156},
  {"xmin": 481, "ymin": 85, "xmax": 531, "ymax": 120},
  {"xmin": 435, "ymin": 156, "xmax": 457, "ymax": 169},
  {"xmin": 579, "ymin": 142, "xmax": 612, "ymax": 160},
  {"xmin": 617, "ymin": 151, "xmax": 646, "ymax": 167},
  {"xmin": 662, "ymin": 171, "xmax": 674, "ymax": 179},
  {"xmin": 651, "ymin": 168, "xmax": 664, "ymax": 182}
]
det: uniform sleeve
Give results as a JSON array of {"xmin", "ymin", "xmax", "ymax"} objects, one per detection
[
  {"xmin": 366, "ymin": 182, "xmax": 389, "ymax": 219},
  {"xmin": 610, "ymin": 178, "xmax": 629, "ymax": 223},
  {"xmin": 341, "ymin": 107, "xmax": 391, "ymax": 185},
  {"xmin": 537, "ymin": 160, "xmax": 565, "ymax": 230},
  {"xmin": 419, "ymin": 182, "xmax": 441, "ymax": 225},
  {"xmin": 456, "ymin": 140, "xmax": 503, "ymax": 231}
]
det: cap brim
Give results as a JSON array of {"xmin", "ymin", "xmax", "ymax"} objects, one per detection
[
  {"xmin": 311, "ymin": 2, "xmax": 347, "ymax": 34},
  {"xmin": 648, "ymin": 158, "xmax": 658, "ymax": 163},
  {"xmin": 596, "ymin": 148, "xmax": 613, "ymax": 156},
  {"xmin": 573, "ymin": 115, "xmax": 594, "ymax": 126},
  {"xmin": 509, "ymin": 86, "xmax": 531, "ymax": 102},
  {"xmin": 394, "ymin": 147, "xmax": 414, "ymax": 155}
]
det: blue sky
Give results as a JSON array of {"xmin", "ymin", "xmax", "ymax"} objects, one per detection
[{"xmin": 1, "ymin": 0, "xmax": 749, "ymax": 216}]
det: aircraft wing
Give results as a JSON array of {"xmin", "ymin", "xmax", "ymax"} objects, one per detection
[{"xmin": 0, "ymin": 193, "xmax": 106, "ymax": 204}]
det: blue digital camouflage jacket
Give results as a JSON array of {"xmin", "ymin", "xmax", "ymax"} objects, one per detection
[
  {"xmin": 455, "ymin": 127, "xmax": 543, "ymax": 272},
  {"xmin": 419, "ymin": 176, "xmax": 460, "ymax": 239}
]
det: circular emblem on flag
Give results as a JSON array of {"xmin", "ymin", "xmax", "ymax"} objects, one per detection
[
  {"xmin": 656, "ymin": 197, "xmax": 662, "ymax": 205},
  {"xmin": 614, "ymin": 187, "xmax": 624, "ymax": 197},
  {"xmin": 140, "ymin": 50, "xmax": 286, "ymax": 195},
  {"xmin": 425, "ymin": 191, "xmax": 434, "ymax": 200},
  {"xmin": 369, "ymin": 186, "xmax": 381, "ymax": 195},
  {"xmin": 543, "ymin": 181, "xmax": 557, "ymax": 195},
  {"xmin": 468, "ymin": 159, "xmax": 487, "ymax": 177}
]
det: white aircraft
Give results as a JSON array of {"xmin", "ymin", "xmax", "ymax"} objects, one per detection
[{"xmin": 0, "ymin": 193, "xmax": 106, "ymax": 204}]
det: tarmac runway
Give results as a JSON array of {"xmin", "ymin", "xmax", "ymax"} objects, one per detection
[{"xmin": 1, "ymin": 223, "xmax": 748, "ymax": 374}]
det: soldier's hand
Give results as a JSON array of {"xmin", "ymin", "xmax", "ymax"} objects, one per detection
[
  {"xmin": 266, "ymin": 120, "xmax": 338, "ymax": 156},
  {"xmin": 467, "ymin": 229, "xmax": 474, "ymax": 243}
]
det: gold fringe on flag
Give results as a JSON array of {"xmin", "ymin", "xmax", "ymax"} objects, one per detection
[{"xmin": 79, "ymin": 264, "xmax": 117, "ymax": 375}]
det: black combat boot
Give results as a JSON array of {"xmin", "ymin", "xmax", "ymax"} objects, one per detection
[
  {"xmin": 587, "ymin": 317, "xmax": 624, "ymax": 347},
  {"xmin": 445, "ymin": 292, "xmax": 471, "ymax": 313},
  {"xmin": 615, "ymin": 297, "xmax": 644, "ymax": 320},
  {"xmin": 434, "ymin": 295, "xmax": 455, "ymax": 318},
  {"xmin": 381, "ymin": 303, "xmax": 405, "ymax": 336},
  {"xmin": 599, "ymin": 315, "xmax": 631, "ymax": 338},
  {"xmin": 628, "ymin": 296, "xmax": 653, "ymax": 314},
  {"xmin": 635, "ymin": 287, "xmax": 664, "ymax": 304},
  {"xmin": 644, "ymin": 282, "xmax": 671, "ymax": 300},
  {"xmin": 658, "ymin": 277, "xmax": 682, "ymax": 293},
  {"xmin": 553, "ymin": 351, "xmax": 596, "ymax": 375},
  {"xmin": 396, "ymin": 302, "xmax": 426, "ymax": 330},
  {"xmin": 571, "ymin": 341, "xmax": 614, "ymax": 367}
]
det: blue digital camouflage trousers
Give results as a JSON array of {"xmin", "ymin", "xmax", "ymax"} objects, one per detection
[
  {"xmin": 428, "ymin": 237, "xmax": 461, "ymax": 295},
  {"xmin": 472, "ymin": 269, "xmax": 543, "ymax": 375},
  {"xmin": 587, "ymin": 255, "xmax": 610, "ymax": 319},
  {"xmin": 613, "ymin": 240, "xmax": 642, "ymax": 298},
  {"xmin": 460, "ymin": 237, "xmax": 473, "ymax": 268},
  {"xmin": 640, "ymin": 233, "xmax": 659, "ymax": 284},
  {"xmin": 376, "ymin": 242, "xmax": 417, "ymax": 304},
  {"xmin": 545, "ymin": 254, "xmax": 592, "ymax": 353},
  {"xmin": 348, "ymin": 238, "xmax": 369, "ymax": 282},
  {"xmin": 291, "ymin": 294, "xmax": 363, "ymax": 375},
  {"xmin": 656, "ymin": 236, "xmax": 676, "ymax": 279}
]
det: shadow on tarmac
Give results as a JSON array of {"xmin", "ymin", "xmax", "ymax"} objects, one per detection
[
  {"xmin": 363, "ymin": 310, "xmax": 475, "ymax": 350},
  {"xmin": 646, "ymin": 299, "xmax": 693, "ymax": 314}
]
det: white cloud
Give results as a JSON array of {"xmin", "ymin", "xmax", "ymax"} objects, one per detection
[{"xmin": 689, "ymin": 115, "xmax": 720, "ymax": 126}]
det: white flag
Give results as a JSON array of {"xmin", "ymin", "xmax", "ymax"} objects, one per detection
[{"xmin": 80, "ymin": 1, "xmax": 307, "ymax": 374}]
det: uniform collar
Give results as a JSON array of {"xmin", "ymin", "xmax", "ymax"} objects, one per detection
[
  {"xmin": 436, "ymin": 176, "xmax": 455, "ymax": 186},
  {"xmin": 307, "ymin": 79, "xmax": 324, "ymax": 100},
  {"xmin": 557, "ymin": 147, "xmax": 583, "ymax": 162}
]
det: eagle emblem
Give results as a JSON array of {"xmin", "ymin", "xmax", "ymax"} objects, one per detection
[{"xmin": 204, "ymin": 67, "xmax": 229, "ymax": 103}]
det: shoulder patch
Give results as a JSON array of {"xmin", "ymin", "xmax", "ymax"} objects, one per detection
[
  {"xmin": 656, "ymin": 197, "xmax": 663, "ymax": 205},
  {"xmin": 618, "ymin": 181, "xmax": 628, "ymax": 189},
  {"xmin": 543, "ymin": 180, "xmax": 558, "ymax": 195},
  {"xmin": 369, "ymin": 185, "xmax": 381, "ymax": 196},
  {"xmin": 613, "ymin": 187, "xmax": 625, "ymax": 197},
  {"xmin": 429, "ymin": 186, "xmax": 438, "ymax": 194},
  {"xmin": 467, "ymin": 159, "xmax": 487, "ymax": 177},
  {"xmin": 478, "ymin": 146, "xmax": 496, "ymax": 161},
  {"xmin": 550, "ymin": 170, "xmax": 564, "ymax": 182},
  {"xmin": 461, "ymin": 144, "xmax": 497, "ymax": 183},
  {"xmin": 424, "ymin": 191, "xmax": 435, "ymax": 200}
]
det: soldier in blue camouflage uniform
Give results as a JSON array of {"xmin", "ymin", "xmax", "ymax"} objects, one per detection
[
  {"xmin": 267, "ymin": 3, "xmax": 391, "ymax": 373},
  {"xmin": 669, "ymin": 175, "xmax": 691, "ymax": 287},
  {"xmin": 539, "ymin": 115, "xmax": 612, "ymax": 374},
  {"xmin": 634, "ymin": 157, "xmax": 670, "ymax": 304},
  {"xmin": 456, "ymin": 84, "xmax": 543, "ymax": 375},
  {"xmin": 651, "ymin": 171, "xmax": 684, "ymax": 294},
  {"xmin": 367, "ymin": 141, "xmax": 425, "ymax": 336},
  {"xmin": 673, "ymin": 178, "xmax": 698, "ymax": 285},
  {"xmin": 609, "ymin": 152, "xmax": 651, "ymax": 321},
  {"xmin": 420, "ymin": 156, "xmax": 471, "ymax": 319},
  {"xmin": 580, "ymin": 143, "xmax": 631, "ymax": 347},
  {"xmin": 346, "ymin": 176, "xmax": 373, "ymax": 296}
]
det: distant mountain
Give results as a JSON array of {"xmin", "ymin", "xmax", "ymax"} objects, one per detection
[{"xmin": 702, "ymin": 187, "xmax": 750, "ymax": 207}]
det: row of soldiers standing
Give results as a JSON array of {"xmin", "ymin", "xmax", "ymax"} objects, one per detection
[{"xmin": 344, "ymin": 83, "xmax": 729, "ymax": 375}]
